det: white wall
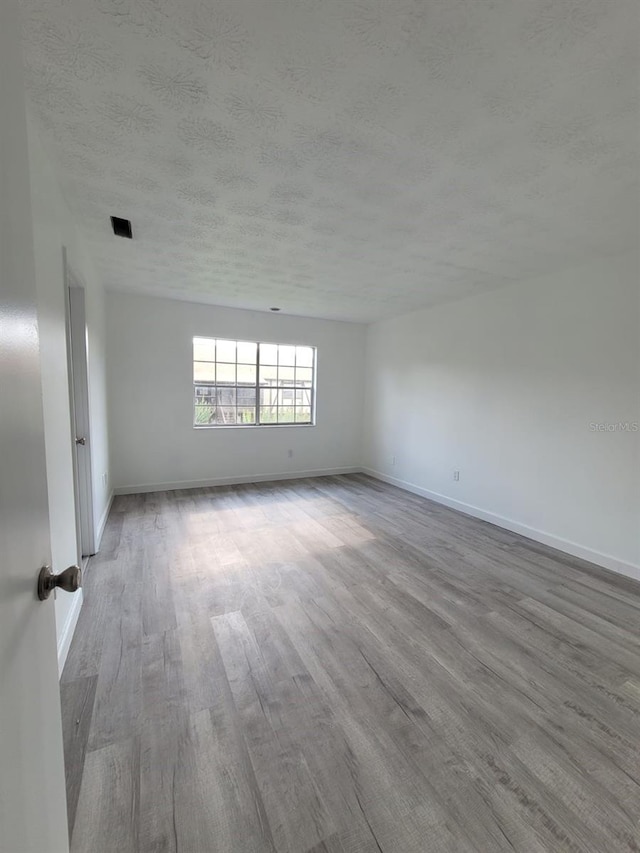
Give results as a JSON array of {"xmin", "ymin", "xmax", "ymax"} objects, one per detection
[
  {"xmin": 363, "ymin": 251, "xmax": 640, "ymax": 579},
  {"xmin": 107, "ymin": 291, "xmax": 366, "ymax": 492},
  {"xmin": 27, "ymin": 112, "xmax": 111, "ymax": 671}
]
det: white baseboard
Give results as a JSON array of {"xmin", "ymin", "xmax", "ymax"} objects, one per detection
[
  {"xmin": 95, "ymin": 490, "xmax": 114, "ymax": 548},
  {"xmin": 110, "ymin": 464, "xmax": 639, "ymax": 582},
  {"xmin": 362, "ymin": 467, "xmax": 640, "ymax": 583},
  {"xmin": 113, "ymin": 466, "xmax": 360, "ymax": 496},
  {"xmin": 58, "ymin": 492, "xmax": 112, "ymax": 677},
  {"xmin": 57, "ymin": 589, "xmax": 83, "ymax": 676}
]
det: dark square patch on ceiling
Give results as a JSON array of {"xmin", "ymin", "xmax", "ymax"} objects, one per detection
[{"xmin": 111, "ymin": 216, "xmax": 132, "ymax": 239}]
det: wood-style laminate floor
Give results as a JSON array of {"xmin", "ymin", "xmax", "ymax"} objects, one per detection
[{"xmin": 61, "ymin": 474, "xmax": 640, "ymax": 852}]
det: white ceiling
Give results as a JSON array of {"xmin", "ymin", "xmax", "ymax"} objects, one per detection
[{"xmin": 21, "ymin": 0, "xmax": 639, "ymax": 322}]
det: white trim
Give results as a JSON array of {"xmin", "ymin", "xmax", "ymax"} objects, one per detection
[
  {"xmin": 114, "ymin": 466, "xmax": 360, "ymax": 495},
  {"xmin": 193, "ymin": 336, "xmax": 317, "ymax": 428},
  {"xmin": 193, "ymin": 423, "xmax": 316, "ymax": 430},
  {"xmin": 65, "ymin": 262, "xmax": 96, "ymax": 557},
  {"xmin": 112, "ymin": 464, "xmax": 640, "ymax": 581},
  {"xmin": 95, "ymin": 490, "xmax": 114, "ymax": 548},
  {"xmin": 57, "ymin": 589, "xmax": 83, "ymax": 676},
  {"xmin": 362, "ymin": 467, "xmax": 640, "ymax": 583}
]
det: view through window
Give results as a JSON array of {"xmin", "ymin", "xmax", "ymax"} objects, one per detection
[{"xmin": 193, "ymin": 337, "xmax": 316, "ymax": 426}]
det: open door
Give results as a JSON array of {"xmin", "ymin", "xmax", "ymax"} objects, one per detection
[
  {"xmin": 0, "ymin": 2, "xmax": 70, "ymax": 850},
  {"xmin": 65, "ymin": 262, "xmax": 96, "ymax": 558}
]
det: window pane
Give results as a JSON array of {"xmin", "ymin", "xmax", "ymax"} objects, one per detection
[
  {"xmin": 193, "ymin": 337, "xmax": 216, "ymax": 361},
  {"xmin": 194, "ymin": 361, "xmax": 216, "ymax": 382},
  {"xmin": 295, "ymin": 408, "xmax": 311, "ymax": 422},
  {"xmin": 237, "ymin": 387, "xmax": 256, "ymax": 407},
  {"xmin": 278, "ymin": 366, "xmax": 295, "ymax": 383},
  {"xmin": 237, "ymin": 340, "xmax": 256, "ymax": 363},
  {"xmin": 259, "ymin": 406, "xmax": 278, "ymax": 424},
  {"xmin": 216, "ymin": 339, "xmax": 236, "ymax": 362},
  {"xmin": 194, "ymin": 385, "xmax": 216, "ymax": 402},
  {"xmin": 237, "ymin": 407, "xmax": 256, "ymax": 425},
  {"xmin": 259, "ymin": 363, "xmax": 278, "ymax": 384},
  {"xmin": 279, "ymin": 345, "xmax": 296, "ymax": 366},
  {"xmin": 260, "ymin": 388, "xmax": 277, "ymax": 407},
  {"xmin": 215, "ymin": 387, "xmax": 236, "ymax": 406},
  {"xmin": 296, "ymin": 346, "xmax": 313, "ymax": 367},
  {"xmin": 216, "ymin": 363, "xmax": 236, "ymax": 384},
  {"xmin": 237, "ymin": 363, "xmax": 256, "ymax": 385},
  {"xmin": 260, "ymin": 343, "xmax": 278, "ymax": 364},
  {"xmin": 278, "ymin": 408, "xmax": 296, "ymax": 423},
  {"xmin": 215, "ymin": 406, "xmax": 236, "ymax": 425},
  {"xmin": 295, "ymin": 367, "xmax": 313, "ymax": 385},
  {"xmin": 194, "ymin": 405, "xmax": 216, "ymax": 425}
]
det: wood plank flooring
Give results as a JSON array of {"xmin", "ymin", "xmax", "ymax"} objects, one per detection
[{"xmin": 61, "ymin": 474, "xmax": 640, "ymax": 852}]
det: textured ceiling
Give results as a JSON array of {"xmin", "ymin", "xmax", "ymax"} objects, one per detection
[{"xmin": 21, "ymin": 0, "xmax": 639, "ymax": 322}]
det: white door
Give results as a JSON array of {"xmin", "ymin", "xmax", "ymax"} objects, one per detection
[
  {"xmin": 66, "ymin": 270, "xmax": 96, "ymax": 557},
  {"xmin": 0, "ymin": 1, "xmax": 70, "ymax": 851}
]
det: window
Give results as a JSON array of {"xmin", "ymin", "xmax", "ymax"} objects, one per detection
[{"xmin": 193, "ymin": 337, "xmax": 316, "ymax": 427}]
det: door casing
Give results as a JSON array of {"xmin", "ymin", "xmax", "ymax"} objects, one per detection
[{"xmin": 65, "ymin": 255, "xmax": 96, "ymax": 558}]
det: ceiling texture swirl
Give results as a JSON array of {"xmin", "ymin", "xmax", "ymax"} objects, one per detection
[{"xmin": 21, "ymin": 0, "xmax": 639, "ymax": 321}]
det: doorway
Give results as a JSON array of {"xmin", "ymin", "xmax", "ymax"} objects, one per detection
[{"xmin": 65, "ymin": 252, "xmax": 96, "ymax": 559}]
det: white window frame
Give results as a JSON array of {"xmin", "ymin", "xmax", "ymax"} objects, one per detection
[{"xmin": 193, "ymin": 336, "xmax": 317, "ymax": 428}]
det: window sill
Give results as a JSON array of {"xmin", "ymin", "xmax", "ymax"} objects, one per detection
[{"xmin": 193, "ymin": 423, "xmax": 316, "ymax": 430}]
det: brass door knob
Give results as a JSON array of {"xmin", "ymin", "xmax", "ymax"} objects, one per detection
[{"xmin": 37, "ymin": 565, "xmax": 82, "ymax": 600}]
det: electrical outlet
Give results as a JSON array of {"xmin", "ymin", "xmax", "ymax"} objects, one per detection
[
  {"xmin": 391, "ymin": 455, "xmax": 396, "ymax": 466},
  {"xmin": 453, "ymin": 470, "xmax": 460, "ymax": 482},
  {"xmin": 102, "ymin": 472, "xmax": 108, "ymax": 487},
  {"xmin": 287, "ymin": 449, "xmax": 293, "ymax": 458}
]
